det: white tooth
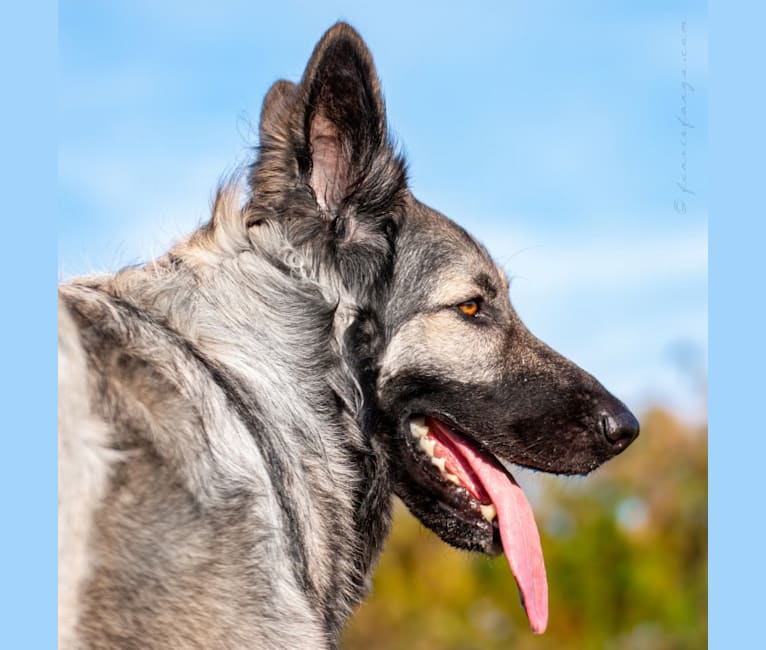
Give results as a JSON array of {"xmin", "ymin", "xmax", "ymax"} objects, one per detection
[
  {"xmin": 446, "ymin": 473, "xmax": 461, "ymax": 485},
  {"xmin": 418, "ymin": 437, "xmax": 436, "ymax": 457},
  {"xmin": 480, "ymin": 504, "xmax": 497, "ymax": 522},
  {"xmin": 409, "ymin": 417, "xmax": 429, "ymax": 439},
  {"xmin": 431, "ymin": 457, "xmax": 446, "ymax": 472}
]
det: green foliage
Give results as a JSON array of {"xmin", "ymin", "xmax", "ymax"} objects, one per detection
[{"xmin": 343, "ymin": 408, "xmax": 707, "ymax": 649}]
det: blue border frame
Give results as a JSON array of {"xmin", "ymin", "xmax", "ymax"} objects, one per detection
[
  {"xmin": 0, "ymin": 0, "xmax": 57, "ymax": 646},
  {"xmin": 709, "ymin": 0, "xmax": 765, "ymax": 646},
  {"xmin": 2, "ymin": 0, "xmax": 756, "ymax": 645}
]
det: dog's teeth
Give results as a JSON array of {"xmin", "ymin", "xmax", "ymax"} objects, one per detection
[
  {"xmin": 431, "ymin": 457, "xmax": 446, "ymax": 472},
  {"xmin": 480, "ymin": 504, "xmax": 497, "ymax": 522},
  {"xmin": 409, "ymin": 417, "xmax": 429, "ymax": 439},
  {"xmin": 418, "ymin": 437, "xmax": 436, "ymax": 457},
  {"xmin": 446, "ymin": 473, "xmax": 460, "ymax": 485}
]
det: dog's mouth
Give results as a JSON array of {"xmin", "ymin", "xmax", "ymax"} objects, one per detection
[{"xmin": 406, "ymin": 415, "xmax": 548, "ymax": 634}]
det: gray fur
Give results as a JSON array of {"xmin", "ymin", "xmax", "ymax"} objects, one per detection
[{"xmin": 59, "ymin": 22, "xmax": 638, "ymax": 649}]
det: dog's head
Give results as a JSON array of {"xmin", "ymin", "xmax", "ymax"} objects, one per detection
[{"xmin": 248, "ymin": 23, "xmax": 638, "ymax": 634}]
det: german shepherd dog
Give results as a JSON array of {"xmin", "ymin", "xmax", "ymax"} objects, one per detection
[{"xmin": 58, "ymin": 22, "xmax": 639, "ymax": 649}]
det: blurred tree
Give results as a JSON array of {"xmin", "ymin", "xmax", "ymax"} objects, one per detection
[{"xmin": 342, "ymin": 408, "xmax": 707, "ymax": 650}]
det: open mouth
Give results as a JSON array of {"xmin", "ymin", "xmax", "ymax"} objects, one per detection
[{"xmin": 407, "ymin": 415, "xmax": 548, "ymax": 634}]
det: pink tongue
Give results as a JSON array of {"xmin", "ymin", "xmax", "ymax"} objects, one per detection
[{"xmin": 438, "ymin": 425, "xmax": 548, "ymax": 634}]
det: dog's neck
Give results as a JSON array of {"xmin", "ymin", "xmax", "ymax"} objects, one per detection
[{"xmin": 75, "ymin": 197, "xmax": 396, "ymax": 633}]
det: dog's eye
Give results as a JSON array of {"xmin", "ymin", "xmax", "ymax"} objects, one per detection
[{"xmin": 457, "ymin": 300, "xmax": 480, "ymax": 317}]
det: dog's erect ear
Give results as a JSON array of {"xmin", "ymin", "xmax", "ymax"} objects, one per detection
[
  {"xmin": 258, "ymin": 79, "xmax": 296, "ymax": 144},
  {"xmin": 296, "ymin": 23, "xmax": 402, "ymax": 215},
  {"xmin": 249, "ymin": 23, "xmax": 407, "ymax": 300},
  {"xmin": 252, "ymin": 23, "xmax": 405, "ymax": 220}
]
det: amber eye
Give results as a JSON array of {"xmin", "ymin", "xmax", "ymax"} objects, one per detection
[{"xmin": 458, "ymin": 300, "xmax": 480, "ymax": 317}]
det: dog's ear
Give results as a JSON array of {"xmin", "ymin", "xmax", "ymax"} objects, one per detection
[
  {"xmin": 250, "ymin": 22, "xmax": 407, "ymax": 300},
  {"xmin": 258, "ymin": 79, "xmax": 296, "ymax": 145},
  {"xmin": 296, "ymin": 23, "xmax": 404, "ymax": 216}
]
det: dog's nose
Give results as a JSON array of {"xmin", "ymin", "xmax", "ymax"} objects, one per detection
[{"xmin": 599, "ymin": 407, "xmax": 640, "ymax": 451}]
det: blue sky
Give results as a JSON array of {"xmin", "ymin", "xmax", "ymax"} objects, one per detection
[{"xmin": 59, "ymin": 1, "xmax": 707, "ymax": 419}]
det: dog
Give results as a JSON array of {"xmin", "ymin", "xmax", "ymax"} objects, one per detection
[{"xmin": 58, "ymin": 22, "xmax": 639, "ymax": 649}]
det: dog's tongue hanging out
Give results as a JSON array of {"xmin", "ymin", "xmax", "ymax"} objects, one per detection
[{"xmin": 428, "ymin": 419, "xmax": 548, "ymax": 634}]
